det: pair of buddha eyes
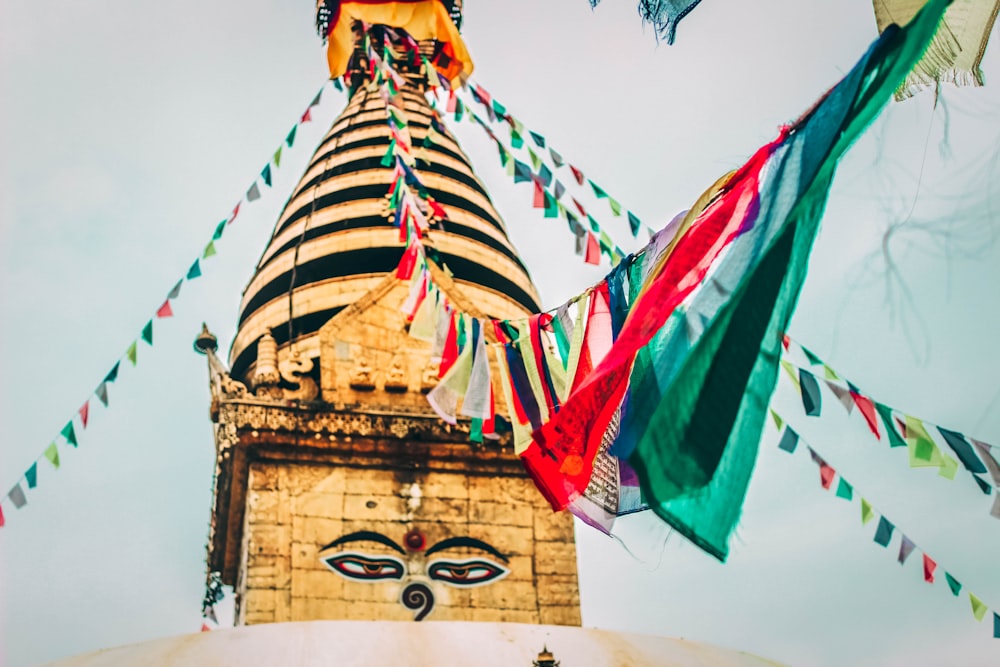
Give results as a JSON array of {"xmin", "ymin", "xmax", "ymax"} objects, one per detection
[{"xmin": 323, "ymin": 552, "xmax": 509, "ymax": 587}]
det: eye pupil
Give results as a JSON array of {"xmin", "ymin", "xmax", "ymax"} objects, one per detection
[{"xmin": 363, "ymin": 563, "xmax": 381, "ymax": 574}]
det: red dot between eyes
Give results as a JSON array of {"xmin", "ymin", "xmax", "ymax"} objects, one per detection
[{"xmin": 404, "ymin": 529, "xmax": 426, "ymax": 551}]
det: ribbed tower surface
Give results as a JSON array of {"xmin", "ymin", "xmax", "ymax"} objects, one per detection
[{"xmin": 230, "ymin": 82, "xmax": 541, "ymax": 382}]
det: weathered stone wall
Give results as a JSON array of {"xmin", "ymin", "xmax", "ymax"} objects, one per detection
[{"xmin": 238, "ymin": 460, "xmax": 581, "ymax": 626}]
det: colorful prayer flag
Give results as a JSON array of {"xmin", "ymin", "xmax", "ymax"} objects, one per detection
[
  {"xmin": 247, "ymin": 182, "xmax": 261, "ymax": 202},
  {"xmin": 187, "ymin": 260, "xmax": 202, "ymax": 280},
  {"xmin": 285, "ymin": 125, "xmax": 297, "ymax": 148},
  {"xmin": 44, "ymin": 443, "xmax": 60, "ymax": 469},
  {"xmin": 799, "ymin": 368, "xmax": 822, "ymax": 416},
  {"xmin": 922, "ymin": 553, "xmax": 936, "ymax": 583},
  {"xmin": 898, "ymin": 535, "xmax": 915, "ymax": 564},
  {"xmin": 61, "ymin": 422, "xmax": 78, "ymax": 447},
  {"xmin": 126, "ymin": 341, "xmax": 138, "ymax": 366},
  {"xmin": 261, "ymin": 164, "xmax": 272, "ymax": 187},
  {"xmin": 874, "ymin": 516, "xmax": 894, "ymax": 547},
  {"xmin": 95, "ymin": 382, "xmax": 109, "ymax": 407},
  {"xmin": 25, "ymin": 463, "xmax": 37, "ymax": 489},
  {"xmin": 9, "ymin": 484, "xmax": 27, "ymax": 509},
  {"xmin": 156, "ymin": 300, "xmax": 173, "ymax": 318},
  {"xmin": 945, "ymin": 572, "xmax": 962, "ymax": 596},
  {"xmin": 79, "ymin": 401, "xmax": 90, "ymax": 428},
  {"xmin": 204, "ymin": 241, "xmax": 217, "ymax": 259},
  {"xmin": 971, "ymin": 593, "xmax": 988, "ymax": 621},
  {"xmin": 141, "ymin": 320, "xmax": 154, "ymax": 345}
]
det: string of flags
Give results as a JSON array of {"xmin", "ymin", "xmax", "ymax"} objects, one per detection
[
  {"xmin": 0, "ymin": 81, "xmax": 339, "ymax": 530},
  {"xmin": 772, "ymin": 412, "xmax": 1000, "ymax": 639},
  {"xmin": 200, "ymin": 571, "xmax": 225, "ymax": 632},
  {"xmin": 779, "ymin": 336, "xmax": 1000, "ymax": 521}
]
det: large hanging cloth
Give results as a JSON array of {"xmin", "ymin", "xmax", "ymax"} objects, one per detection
[
  {"xmin": 319, "ymin": 1, "xmax": 474, "ymax": 84},
  {"xmin": 523, "ymin": 0, "xmax": 952, "ymax": 561},
  {"xmin": 874, "ymin": 0, "xmax": 999, "ymax": 98}
]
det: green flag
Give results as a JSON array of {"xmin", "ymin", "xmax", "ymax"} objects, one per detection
[
  {"xmin": 61, "ymin": 422, "xmax": 78, "ymax": 447},
  {"xmin": 875, "ymin": 402, "xmax": 907, "ymax": 448},
  {"xmin": 203, "ymin": 241, "xmax": 217, "ymax": 259},
  {"xmin": 589, "ymin": 180, "xmax": 609, "ymax": 199},
  {"xmin": 212, "ymin": 220, "xmax": 226, "ymax": 241},
  {"xmin": 769, "ymin": 410, "xmax": 783, "ymax": 431},
  {"xmin": 608, "ymin": 197, "xmax": 622, "ymax": 217},
  {"xmin": 971, "ymin": 593, "xmax": 988, "ymax": 622},
  {"xmin": 127, "ymin": 341, "xmax": 138, "ymax": 366},
  {"xmin": 835, "ymin": 478, "xmax": 853, "ymax": 501},
  {"xmin": 945, "ymin": 573, "xmax": 962, "ymax": 596},
  {"xmin": 141, "ymin": 321, "xmax": 153, "ymax": 346},
  {"xmin": 861, "ymin": 498, "xmax": 874, "ymax": 525},
  {"xmin": 528, "ymin": 148, "xmax": 541, "ymax": 171},
  {"xmin": 44, "ymin": 443, "xmax": 60, "ymax": 469},
  {"xmin": 273, "ymin": 146, "xmax": 283, "ymax": 168},
  {"xmin": 285, "ymin": 125, "xmax": 297, "ymax": 148}
]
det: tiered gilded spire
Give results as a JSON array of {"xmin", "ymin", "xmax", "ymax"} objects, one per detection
[{"xmin": 230, "ymin": 22, "xmax": 539, "ymax": 382}]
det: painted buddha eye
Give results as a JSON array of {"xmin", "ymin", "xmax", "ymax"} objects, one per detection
[
  {"xmin": 427, "ymin": 559, "xmax": 509, "ymax": 587},
  {"xmin": 322, "ymin": 552, "xmax": 405, "ymax": 581}
]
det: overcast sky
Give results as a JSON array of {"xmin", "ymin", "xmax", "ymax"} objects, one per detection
[{"xmin": 2, "ymin": 1, "xmax": 999, "ymax": 665}]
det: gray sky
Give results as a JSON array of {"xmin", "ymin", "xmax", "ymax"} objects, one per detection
[{"xmin": 2, "ymin": 1, "xmax": 999, "ymax": 665}]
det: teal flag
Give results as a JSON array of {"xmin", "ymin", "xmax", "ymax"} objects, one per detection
[
  {"xmin": 141, "ymin": 320, "xmax": 153, "ymax": 345},
  {"xmin": 61, "ymin": 422, "xmax": 78, "ymax": 447},
  {"xmin": 617, "ymin": 0, "xmax": 950, "ymax": 561}
]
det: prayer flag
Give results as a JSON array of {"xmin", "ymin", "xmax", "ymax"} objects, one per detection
[
  {"xmin": 439, "ymin": 313, "xmax": 459, "ymax": 377},
  {"xmin": 945, "ymin": 572, "xmax": 962, "ymax": 596},
  {"xmin": 861, "ymin": 498, "xmax": 874, "ymax": 525},
  {"xmin": 285, "ymin": 125, "xmax": 297, "ymax": 148},
  {"xmin": 875, "ymin": 402, "xmax": 907, "ymax": 447},
  {"xmin": 529, "ymin": 130, "xmax": 546, "ymax": 148},
  {"xmin": 770, "ymin": 410, "xmax": 784, "ymax": 431},
  {"xmin": 994, "ymin": 612, "xmax": 1000, "ymax": 639},
  {"xmin": 187, "ymin": 260, "xmax": 202, "ymax": 280},
  {"xmin": 168, "ymin": 280, "xmax": 182, "ymax": 300},
  {"xmin": 261, "ymin": 164, "xmax": 272, "ymax": 187},
  {"xmin": 79, "ymin": 401, "xmax": 90, "ymax": 428},
  {"xmin": 95, "ymin": 382, "xmax": 109, "ymax": 408},
  {"xmin": 553, "ymin": 180, "xmax": 566, "ymax": 201},
  {"xmin": 799, "ymin": 368, "xmax": 822, "ymax": 416},
  {"xmin": 971, "ymin": 593, "xmax": 988, "ymax": 621},
  {"xmin": 156, "ymin": 300, "xmax": 173, "ymax": 318},
  {"xmin": 0, "ymin": 502, "xmax": 4, "ymax": 527},
  {"xmin": 513, "ymin": 160, "xmax": 533, "ymax": 183},
  {"xmin": 104, "ymin": 362, "xmax": 120, "ymax": 384},
  {"xmin": 62, "ymin": 422, "xmax": 78, "ymax": 447},
  {"xmin": 25, "ymin": 463, "xmax": 37, "ymax": 489},
  {"xmin": 301, "ymin": 107, "xmax": 312, "ymax": 123},
  {"xmin": 310, "ymin": 88, "xmax": 322, "ymax": 107},
  {"xmin": 44, "ymin": 443, "xmax": 60, "ymax": 469},
  {"xmin": 142, "ymin": 320, "xmax": 154, "ymax": 345},
  {"xmin": 778, "ymin": 426, "xmax": 798, "ymax": 453},
  {"xmin": 853, "ymin": 392, "xmax": 880, "ymax": 437},
  {"xmin": 937, "ymin": 426, "xmax": 987, "ymax": 474},
  {"xmin": 627, "ymin": 211, "xmax": 641, "ymax": 237},
  {"xmin": 247, "ymin": 182, "xmax": 261, "ymax": 202},
  {"xmin": 835, "ymin": 477, "xmax": 853, "ymax": 500},
  {"xmin": 203, "ymin": 241, "xmax": 217, "ymax": 259},
  {"xmin": 273, "ymin": 146, "xmax": 283, "ymax": 168},
  {"xmin": 874, "ymin": 516, "xmax": 894, "ymax": 547},
  {"xmin": 826, "ymin": 381, "xmax": 855, "ymax": 414},
  {"xmin": 528, "ymin": 148, "xmax": 541, "ymax": 171},
  {"xmin": 9, "ymin": 484, "xmax": 26, "ymax": 509},
  {"xmin": 922, "ymin": 553, "xmax": 936, "ymax": 583},
  {"xmin": 584, "ymin": 232, "xmax": 600, "ymax": 265},
  {"xmin": 898, "ymin": 535, "xmax": 915, "ymax": 564},
  {"xmin": 589, "ymin": 180, "xmax": 608, "ymax": 199},
  {"xmin": 810, "ymin": 449, "xmax": 835, "ymax": 489},
  {"xmin": 570, "ymin": 164, "xmax": 585, "ymax": 185},
  {"xmin": 550, "ymin": 148, "xmax": 564, "ymax": 167}
]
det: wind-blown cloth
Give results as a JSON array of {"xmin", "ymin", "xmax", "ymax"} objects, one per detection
[
  {"xmin": 589, "ymin": 0, "xmax": 706, "ymax": 44},
  {"xmin": 317, "ymin": 0, "xmax": 473, "ymax": 84},
  {"xmin": 523, "ymin": 0, "xmax": 953, "ymax": 562},
  {"xmin": 874, "ymin": 0, "xmax": 999, "ymax": 98}
]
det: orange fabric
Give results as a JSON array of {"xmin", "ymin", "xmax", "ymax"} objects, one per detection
[{"xmin": 326, "ymin": 1, "xmax": 473, "ymax": 85}]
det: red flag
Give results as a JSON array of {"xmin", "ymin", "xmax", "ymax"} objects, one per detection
[
  {"xmin": 200, "ymin": 623, "xmax": 211, "ymax": 633},
  {"xmin": 79, "ymin": 401, "xmax": 90, "ymax": 428},
  {"xmin": 570, "ymin": 164, "xmax": 585, "ymax": 186},
  {"xmin": 0, "ymin": 501, "xmax": 5, "ymax": 528},
  {"xmin": 819, "ymin": 462, "xmax": 836, "ymax": 489},
  {"xmin": 439, "ymin": 313, "xmax": 459, "ymax": 377},
  {"xmin": 483, "ymin": 386, "xmax": 497, "ymax": 439},
  {"xmin": 428, "ymin": 198, "xmax": 447, "ymax": 219},
  {"xmin": 572, "ymin": 198, "xmax": 587, "ymax": 218},
  {"xmin": 446, "ymin": 90, "xmax": 457, "ymax": 113},
  {"xmin": 781, "ymin": 333, "xmax": 791, "ymax": 349},
  {"xmin": 156, "ymin": 300, "xmax": 174, "ymax": 318},
  {"xmin": 584, "ymin": 232, "xmax": 600, "ymax": 265},
  {"xmin": 850, "ymin": 391, "xmax": 880, "ymax": 438},
  {"xmin": 227, "ymin": 202, "xmax": 241, "ymax": 225},
  {"xmin": 301, "ymin": 108, "xmax": 312, "ymax": 123},
  {"xmin": 923, "ymin": 553, "xmax": 936, "ymax": 583},
  {"xmin": 532, "ymin": 180, "xmax": 546, "ymax": 208},
  {"xmin": 396, "ymin": 242, "xmax": 420, "ymax": 280}
]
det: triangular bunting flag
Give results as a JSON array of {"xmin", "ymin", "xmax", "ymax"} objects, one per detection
[
  {"xmin": 168, "ymin": 280, "xmax": 182, "ymax": 300},
  {"xmin": 141, "ymin": 320, "xmax": 154, "ymax": 345},
  {"xmin": 273, "ymin": 146, "xmax": 283, "ymax": 168},
  {"xmin": 922, "ymin": 553, "xmax": 936, "ymax": 583},
  {"xmin": 584, "ymin": 232, "xmax": 600, "ymax": 265},
  {"xmin": 769, "ymin": 409, "xmax": 784, "ymax": 431},
  {"xmin": 212, "ymin": 220, "xmax": 226, "ymax": 240},
  {"xmin": 261, "ymin": 164, "xmax": 272, "ymax": 187},
  {"xmin": 310, "ymin": 89, "xmax": 322, "ymax": 107},
  {"xmin": 104, "ymin": 361, "xmax": 120, "ymax": 384},
  {"xmin": 835, "ymin": 478, "xmax": 853, "ymax": 500},
  {"xmin": 875, "ymin": 402, "xmax": 907, "ymax": 447},
  {"xmin": 95, "ymin": 381, "xmax": 109, "ymax": 407},
  {"xmin": 529, "ymin": 130, "xmax": 545, "ymax": 148},
  {"xmin": 627, "ymin": 211, "xmax": 641, "ymax": 237},
  {"xmin": 971, "ymin": 593, "xmax": 988, "ymax": 621},
  {"xmin": 570, "ymin": 164, "xmax": 584, "ymax": 186},
  {"xmin": 79, "ymin": 401, "xmax": 90, "ymax": 428},
  {"xmin": 608, "ymin": 197, "xmax": 622, "ymax": 217},
  {"xmin": 826, "ymin": 381, "xmax": 855, "ymax": 414},
  {"xmin": 157, "ymin": 300, "xmax": 173, "ymax": 319},
  {"xmin": 187, "ymin": 260, "xmax": 202, "ymax": 280},
  {"xmin": 203, "ymin": 241, "xmax": 217, "ymax": 259},
  {"xmin": 247, "ymin": 182, "xmax": 261, "ymax": 202},
  {"xmin": 550, "ymin": 148, "xmax": 564, "ymax": 167},
  {"xmin": 126, "ymin": 341, "xmax": 138, "ymax": 366},
  {"xmin": 332, "ymin": 77, "xmax": 344, "ymax": 92},
  {"xmin": 286, "ymin": 125, "xmax": 298, "ymax": 148},
  {"xmin": 589, "ymin": 180, "xmax": 608, "ymax": 199},
  {"xmin": 301, "ymin": 107, "xmax": 312, "ymax": 123},
  {"xmin": 994, "ymin": 612, "xmax": 1000, "ymax": 639},
  {"xmin": 25, "ymin": 463, "xmax": 37, "ymax": 489},
  {"xmin": 861, "ymin": 498, "xmax": 874, "ymax": 525},
  {"xmin": 945, "ymin": 572, "xmax": 962, "ymax": 596},
  {"xmin": 61, "ymin": 421, "xmax": 78, "ymax": 447},
  {"xmin": 44, "ymin": 443, "xmax": 60, "ymax": 469}
]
